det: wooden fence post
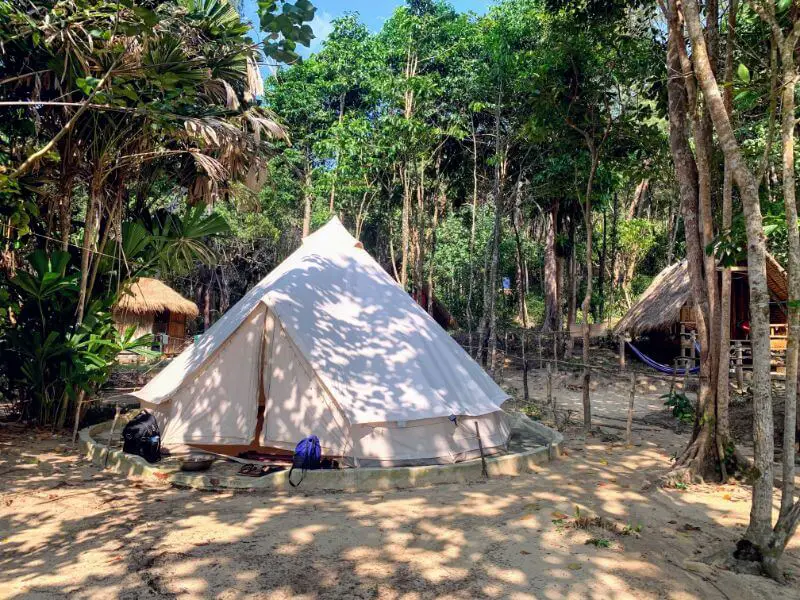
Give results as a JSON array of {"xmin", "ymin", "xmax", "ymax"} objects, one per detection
[
  {"xmin": 582, "ymin": 367, "xmax": 591, "ymax": 434},
  {"xmin": 682, "ymin": 357, "xmax": 690, "ymax": 392},
  {"xmin": 547, "ymin": 362, "xmax": 555, "ymax": 426},
  {"xmin": 500, "ymin": 330, "xmax": 508, "ymax": 382},
  {"xmin": 626, "ymin": 372, "xmax": 636, "ymax": 446},
  {"xmin": 537, "ymin": 335, "xmax": 543, "ymax": 369},
  {"xmin": 735, "ymin": 341, "xmax": 744, "ymax": 389},
  {"xmin": 670, "ymin": 358, "xmax": 678, "ymax": 396},
  {"xmin": 521, "ymin": 330, "xmax": 529, "ymax": 404}
]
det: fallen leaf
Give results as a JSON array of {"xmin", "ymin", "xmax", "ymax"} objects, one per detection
[
  {"xmin": 520, "ymin": 550, "xmax": 531, "ymax": 555},
  {"xmin": 567, "ymin": 562, "xmax": 582, "ymax": 570},
  {"xmin": 551, "ymin": 511, "xmax": 570, "ymax": 520}
]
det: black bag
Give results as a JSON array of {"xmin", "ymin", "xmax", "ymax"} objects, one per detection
[{"xmin": 122, "ymin": 410, "xmax": 161, "ymax": 463}]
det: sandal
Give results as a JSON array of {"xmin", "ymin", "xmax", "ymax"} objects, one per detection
[{"xmin": 238, "ymin": 463, "xmax": 286, "ymax": 477}]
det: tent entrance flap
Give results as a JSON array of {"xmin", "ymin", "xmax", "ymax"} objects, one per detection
[
  {"xmin": 260, "ymin": 313, "xmax": 353, "ymax": 457},
  {"xmin": 152, "ymin": 304, "xmax": 267, "ymax": 446}
]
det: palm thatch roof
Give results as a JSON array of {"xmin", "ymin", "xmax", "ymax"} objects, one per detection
[
  {"xmin": 114, "ymin": 278, "xmax": 199, "ymax": 318},
  {"xmin": 615, "ymin": 254, "xmax": 787, "ymax": 337}
]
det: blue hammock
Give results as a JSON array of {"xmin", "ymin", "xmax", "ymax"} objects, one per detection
[{"xmin": 626, "ymin": 341, "xmax": 700, "ymax": 375}]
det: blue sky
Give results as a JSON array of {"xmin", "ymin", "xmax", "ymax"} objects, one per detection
[{"xmin": 243, "ymin": 1, "xmax": 491, "ymax": 58}]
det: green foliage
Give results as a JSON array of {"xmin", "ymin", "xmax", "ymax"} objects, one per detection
[
  {"xmin": 1, "ymin": 250, "xmax": 156, "ymax": 424},
  {"xmin": 0, "ymin": 0, "xmax": 298, "ymax": 425},
  {"xmin": 621, "ymin": 523, "xmax": 643, "ymax": 536},
  {"xmin": 585, "ymin": 538, "xmax": 611, "ymax": 548},
  {"xmin": 521, "ymin": 403, "xmax": 542, "ymax": 420},
  {"xmin": 661, "ymin": 390, "xmax": 695, "ymax": 424},
  {"xmin": 257, "ymin": 0, "xmax": 316, "ymax": 63}
]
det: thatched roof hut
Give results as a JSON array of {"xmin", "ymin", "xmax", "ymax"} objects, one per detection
[
  {"xmin": 115, "ymin": 278, "xmax": 199, "ymax": 317},
  {"xmin": 615, "ymin": 254, "xmax": 788, "ymax": 338},
  {"xmin": 114, "ymin": 278, "xmax": 198, "ymax": 356}
]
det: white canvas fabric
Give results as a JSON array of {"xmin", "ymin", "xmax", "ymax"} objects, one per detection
[
  {"xmin": 135, "ymin": 217, "xmax": 511, "ymax": 464},
  {"xmin": 141, "ymin": 305, "xmax": 266, "ymax": 445}
]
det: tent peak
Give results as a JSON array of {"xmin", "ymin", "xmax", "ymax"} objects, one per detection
[{"xmin": 303, "ymin": 216, "xmax": 363, "ymax": 250}]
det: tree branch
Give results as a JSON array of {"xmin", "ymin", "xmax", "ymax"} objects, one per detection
[{"xmin": 9, "ymin": 60, "xmax": 119, "ymax": 180}]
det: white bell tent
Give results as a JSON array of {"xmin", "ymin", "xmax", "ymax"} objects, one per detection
[{"xmin": 135, "ymin": 217, "xmax": 511, "ymax": 466}]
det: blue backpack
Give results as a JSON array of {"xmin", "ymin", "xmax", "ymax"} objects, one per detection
[{"xmin": 288, "ymin": 435, "xmax": 322, "ymax": 487}]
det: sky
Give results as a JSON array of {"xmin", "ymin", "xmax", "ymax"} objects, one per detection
[{"xmin": 243, "ymin": 1, "xmax": 492, "ymax": 58}]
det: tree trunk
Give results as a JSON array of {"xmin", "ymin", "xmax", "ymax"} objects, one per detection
[
  {"xmin": 76, "ymin": 170, "xmax": 102, "ymax": 325},
  {"xmin": 581, "ymin": 147, "xmax": 599, "ymax": 435},
  {"xmin": 428, "ymin": 181, "xmax": 443, "ymax": 316},
  {"xmin": 683, "ymin": 0, "xmax": 774, "ymax": 547},
  {"xmin": 302, "ymin": 157, "xmax": 312, "ymax": 238},
  {"xmin": 328, "ymin": 93, "xmax": 345, "ymax": 214},
  {"xmin": 466, "ymin": 117, "xmax": 479, "ymax": 354},
  {"xmin": 513, "ymin": 214, "xmax": 529, "ymax": 403},
  {"xmin": 412, "ymin": 166, "xmax": 426, "ymax": 303},
  {"xmin": 662, "ymin": 0, "xmax": 718, "ymax": 480},
  {"xmin": 203, "ymin": 281, "xmax": 212, "ymax": 331},
  {"xmin": 627, "ymin": 178, "xmax": 649, "ymax": 218},
  {"xmin": 597, "ymin": 206, "xmax": 607, "ymax": 321},
  {"xmin": 777, "ymin": 38, "xmax": 799, "ymax": 523},
  {"xmin": 400, "ymin": 164, "xmax": 411, "ymax": 291},
  {"xmin": 543, "ymin": 200, "xmax": 560, "ymax": 332},
  {"xmin": 758, "ymin": 36, "xmax": 779, "ymax": 191},
  {"xmin": 716, "ymin": 0, "xmax": 738, "ymax": 466},
  {"xmin": 487, "ymin": 164, "xmax": 504, "ymax": 377},
  {"xmin": 485, "ymin": 93, "xmax": 504, "ymax": 376},
  {"xmin": 747, "ymin": 5, "xmax": 800, "ymax": 576},
  {"xmin": 57, "ymin": 150, "xmax": 74, "ymax": 252},
  {"xmin": 565, "ymin": 221, "xmax": 577, "ymax": 358},
  {"xmin": 608, "ymin": 192, "xmax": 619, "ymax": 282}
]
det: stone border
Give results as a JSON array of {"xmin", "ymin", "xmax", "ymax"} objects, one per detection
[{"xmin": 79, "ymin": 414, "xmax": 562, "ymax": 493}]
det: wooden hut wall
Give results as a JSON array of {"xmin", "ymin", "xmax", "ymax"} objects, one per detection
[{"xmin": 113, "ymin": 311, "xmax": 155, "ymax": 340}]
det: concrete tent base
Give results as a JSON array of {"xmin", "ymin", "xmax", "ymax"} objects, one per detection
[{"xmin": 79, "ymin": 414, "xmax": 562, "ymax": 493}]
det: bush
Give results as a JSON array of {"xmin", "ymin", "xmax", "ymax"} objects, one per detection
[
  {"xmin": 1, "ymin": 250, "xmax": 156, "ymax": 426},
  {"xmin": 661, "ymin": 390, "xmax": 695, "ymax": 423}
]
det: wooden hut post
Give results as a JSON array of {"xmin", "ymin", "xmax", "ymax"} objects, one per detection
[{"xmin": 619, "ymin": 336, "xmax": 626, "ymax": 370}]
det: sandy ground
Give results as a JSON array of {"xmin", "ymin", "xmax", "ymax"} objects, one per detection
[{"xmin": 2, "ymin": 363, "xmax": 800, "ymax": 599}]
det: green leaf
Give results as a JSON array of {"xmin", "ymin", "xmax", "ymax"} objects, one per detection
[
  {"xmin": 76, "ymin": 76, "xmax": 102, "ymax": 95},
  {"xmin": 733, "ymin": 90, "xmax": 759, "ymax": 111},
  {"xmin": 737, "ymin": 63, "xmax": 750, "ymax": 84},
  {"xmin": 777, "ymin": 0, "xmax": 792, "ymax": 13}
]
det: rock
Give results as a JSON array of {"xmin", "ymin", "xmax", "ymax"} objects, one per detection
[{"xmin": 683, "ymin": 560, "xmax": 713, "ymax": 576}]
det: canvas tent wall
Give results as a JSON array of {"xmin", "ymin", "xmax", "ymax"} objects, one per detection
[{"xmin": 135, "ymin": 217, "xmax": 511, "ymax": 467}]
